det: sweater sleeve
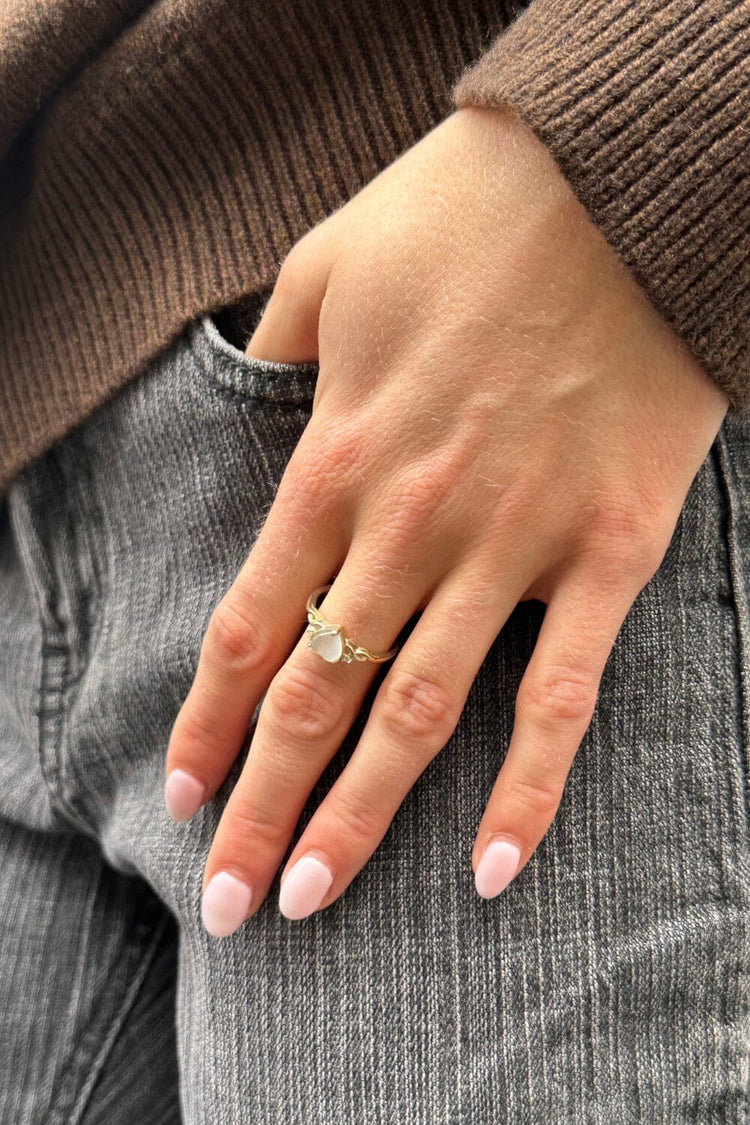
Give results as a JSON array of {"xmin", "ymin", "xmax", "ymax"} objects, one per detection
[{"xmin": 450, "ymin": 0, "xmax": 750, "ymax": 411}]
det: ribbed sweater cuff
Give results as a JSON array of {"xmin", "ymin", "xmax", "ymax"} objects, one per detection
[{"xmin": 451, "ymin": 0, "xmax": 750, "ymax": 411}]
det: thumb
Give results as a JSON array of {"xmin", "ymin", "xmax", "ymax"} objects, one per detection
[{"xmin": 245, "ymin": 232, "xmax": 334, "ymax": 365}]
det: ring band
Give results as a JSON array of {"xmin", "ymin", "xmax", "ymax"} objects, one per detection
[{"xmin": 305, "ymin": 584, "xmax": 399, "ymax": 665}]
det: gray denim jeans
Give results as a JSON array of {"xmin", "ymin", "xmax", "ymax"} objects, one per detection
[{"xmin": 0, "ymin": 310, "xmax": 748, "ymax": 1124}]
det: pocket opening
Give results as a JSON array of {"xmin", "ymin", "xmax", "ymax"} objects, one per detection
[{"xmin": 188, "ymin": 310, "xmax": 319, "ymax": 407}]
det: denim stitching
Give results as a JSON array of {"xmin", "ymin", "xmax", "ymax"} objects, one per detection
[
  {"xmin": 55, "ymin": 434, "xmax": 114, "ymax": 834},
  {"xmin": 714, "ymin": 427, "xmax": 750, "ymax": 827},
  {"xmin": 10, "ymin": 459, "xmax": 98, "ymax": 839},
  {"xmin": 188, "ymin": 315, "xmax": 318, "ymax": 407},
  {"xmin": 38, "ymin": 445, "xmax": 104, "ymax": 837}
]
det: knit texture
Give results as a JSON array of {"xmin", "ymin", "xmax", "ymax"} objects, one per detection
[
  {"xmin": 0, "ymin": 0, "xmax": 748, "ymax": 495},
  {"xmin": 452, "ymin": 0, "xmax": 750, "ymax": 412}
]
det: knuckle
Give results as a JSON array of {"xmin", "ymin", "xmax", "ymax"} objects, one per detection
[
  {"xmin": 379, "ymin": 670, "xmax": 457, "ymax": 744},
  {"xmin": 582, "ymin": 492, "xmax": 672, "ymax": 581},
  {"xmin": 224, "ymin": 801, "xmax": 288, "ymax": 847},
  {"xmin": 588, "ymin": 506, "xmax": 642, "ymax": 559},
  {"xmin": 204, "ymin": 596, "xmax": 267, "ymax": 676},
  {"xmin": 326, "ymin": 789, "xmax": 381, "ymax": 841},
  {"xmin": 292, "ymin": 419, "xmax": 367, "ymax": 500},
  {"xmin": 384, "ymin": 457, "xmax": 460, "ymax": 539},
  {"xmin": 517, "ymin": 667, "xmax": 595, "ymax": 729},
  {"xmin": 505, "ymin": 773, "xmax": 563, "ymax": 821},
  {"xmin": 174, "ymin": 699, "xmax": 221, "ymax": 753},
  {"xmin": 266, "ymin": 664, "xmax": 343, "ymax": 741},
  {"xmin": 591, "ymin": 532, "xmax": 666, "ymax": 590}
]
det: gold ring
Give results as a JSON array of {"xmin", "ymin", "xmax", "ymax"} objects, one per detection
[{"xmin": 304, "ymin": 585, "xmax": 399, "ymax": 665}]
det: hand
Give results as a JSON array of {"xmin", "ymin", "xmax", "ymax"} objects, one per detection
[{"xmin": 164, "ymin": 105, "xmax": 729, "ymax": 935}]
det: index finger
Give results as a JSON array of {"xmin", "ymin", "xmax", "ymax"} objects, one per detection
[{"xmin": 164, "ymin": 439, "xmax": 350, "ymax": 821}]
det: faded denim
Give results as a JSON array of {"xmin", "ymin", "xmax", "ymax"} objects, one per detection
[{"xmin": 0, "ymin": 310, "xmax": 748, "ymax": 1123}]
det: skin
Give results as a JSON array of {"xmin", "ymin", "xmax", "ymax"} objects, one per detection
[{"xmin": 165, "ymin": 105, "xmax": 729, "ymax": 928}]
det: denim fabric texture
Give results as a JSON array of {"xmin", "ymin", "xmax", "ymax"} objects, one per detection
[{"xmin": 0, "ymin": 311, "xmax": 748, "ymax": 1123}]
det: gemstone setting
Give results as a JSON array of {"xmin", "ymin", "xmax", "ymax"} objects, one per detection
[{"xmin": 307, "ymin": 626, "xmax": 345, "ymax": 663}]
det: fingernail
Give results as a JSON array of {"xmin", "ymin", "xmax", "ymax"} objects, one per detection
[
  {"xmin": 475, "ymin": 838, "xmax": 521, "ymax": 899},
  {"xmin": 279, "ymin": 854, "xmax": 333, "ymax": 920},
  {"xmin": 201, "ymin": 871, "xmax": 254, "ymax": 937},
  {"xmin": 164, "ymin": 769, "xmax": 205, "ymax": 822}
]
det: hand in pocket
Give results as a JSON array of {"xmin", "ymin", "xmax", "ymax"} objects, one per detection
[{"xmin": 164, "ymin": 106, "xmax": 729, "ymax": 935}]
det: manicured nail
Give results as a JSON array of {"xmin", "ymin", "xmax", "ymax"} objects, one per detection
[
  {"xmin": 279, "ymin": 855, "xmax": 333, "ymax": 920},
  {"xmin": 164, "ymin": 769, "xmax": 205, "ymax": 822},
  {"xmin": 201, "ymin": 871, "xmax": 254, "ymax": 937},
  {"xmin": 475, "ymin": 838, "xmax": 521, "ymax": 899}
]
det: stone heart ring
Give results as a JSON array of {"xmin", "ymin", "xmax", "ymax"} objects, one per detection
[{"xmin": 304, "ymin": 585, "xmax": 399, "ymax": 665}]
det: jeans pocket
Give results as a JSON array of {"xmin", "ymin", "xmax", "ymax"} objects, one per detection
[
  {"xmin": 714, "ymin": 412, "xmax": 750, "ymax": 815},
  {"xmin": 188, "ymin": 308, "xmax": 319, "ymax": 408}
]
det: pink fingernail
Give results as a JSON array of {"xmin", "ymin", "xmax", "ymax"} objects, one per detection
[
  {"xmin": 279, "ymin": 855, "xmax": 333, "ymax": 920},
  {"xmin": 165, "ymin": 768, "xmax": 206, "ymax": 822},
  {"xmin": 475, "ymin": 839, "xmax": 521, "ymax": 899},
  {"xmin": 201, "ymin": 871, "xmax": 254, "ymax": 937}
]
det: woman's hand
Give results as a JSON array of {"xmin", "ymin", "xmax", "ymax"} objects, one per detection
[{"xmin": 164, "ymin": 106, "xmax": 729, "ymax": 935}]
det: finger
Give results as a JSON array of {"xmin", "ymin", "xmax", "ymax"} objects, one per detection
[
  {"xmin": 199, "ymin": 552, "xmax": 431, "ymax": 937},
  {"xmin": 272, "ymin": 563, "xmax": 530, "ymax": 920},
  {"xmin": 164, "ymin": 434, "xmax": 350, "ymax": 822},
  {"xmin": 472, "ymin": 568, "xmax": 638, "ymax": 900},
  {"xmin": 245, "ymin": 232, "xmax": 333, "ymax": 363}
]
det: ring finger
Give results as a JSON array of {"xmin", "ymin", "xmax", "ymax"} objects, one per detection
[{"xmin": 199, "ymin": 552, "xmax": 440, "ymax": 936}]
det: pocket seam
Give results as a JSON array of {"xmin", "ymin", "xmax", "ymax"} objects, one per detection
[
  {"xmin": 715, "ymin": 424, "xmax": 750, "ymax": 828},
  {"xmin": 189, "ymin": 314, "xmax": 319, "ymax": 407}
]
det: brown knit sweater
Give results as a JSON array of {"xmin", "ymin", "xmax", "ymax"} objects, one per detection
[{"xmin": 0, "ymin": 0, "xmax": 748, "ymax": 496}]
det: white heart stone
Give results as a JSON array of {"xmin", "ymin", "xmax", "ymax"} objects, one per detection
[{"xmin": 309, "ymin": 627, "xmax": 344, "ymax": 663}]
